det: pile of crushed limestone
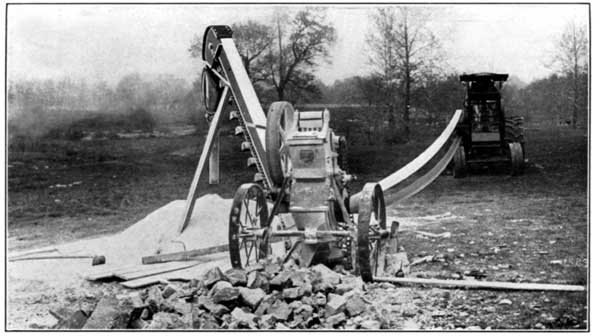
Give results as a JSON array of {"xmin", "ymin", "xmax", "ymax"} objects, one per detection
[{"xmin": 48, "ymin": 259, "xmax": 417, "ymax": 330}]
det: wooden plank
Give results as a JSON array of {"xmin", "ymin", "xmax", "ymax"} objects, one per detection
[
  {"xmin": 141, "ymin": 244, "xmax": 229, "ymax": 264},
  {"xmin": 115, "ymin": 261, "xmax": 201, "ymax": 281},
  {"xmin": 378, "ymin": 109, "xmax": 462, "ymax": 191},
  {"xmin": 373, "ymin": 276, "xmax": 586, "ymax": 292},
  {"xmin": 177, "ymin": 86, "xmax": 230, "ymax": 234},
  {"xmin": 85, "ymin": 263, "xmax": 142, "ymax": 281},
  {"xmin": 121, "ymin": 257, "xmax": 229, "ymax": 289},
  {"xmin": 208, "ymin": 129, "xmax": 221, "ymax": 184}
]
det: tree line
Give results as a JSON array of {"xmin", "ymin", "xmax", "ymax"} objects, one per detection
[{"xmin": 8, "ymin": 7, "xmax": 588, "ymax": 141}]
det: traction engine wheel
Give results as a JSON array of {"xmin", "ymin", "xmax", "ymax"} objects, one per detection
[
  {"xmin": 266, "ymin": 102, "xmax": 295, "ymax": 188},
  {"xmin": 453, "ymin": 145, "xmax": 467, "ymax": 178},
  {"xmin": 508, "ymin": 142, "xmax": 525, "ymax": 176},
  {"xmin": 504, "ymin": 116, "xmax": 525, "ymax": 143},
  {"xmin": 229, "ymin": 183, "xmax": 269, "ymax": 269},
  {"xmin": 356, "ymin": 183, "xmax": 386, "ymax": 282}
]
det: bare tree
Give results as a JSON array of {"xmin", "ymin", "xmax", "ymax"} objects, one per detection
[
  {"xmin": 231, "ymin": 21, "xmax": 274, "ymax": 77},
  {"xmin": 368, "ymin": 7, "xmax": 443, "ymax": 141},
  {"xmin": 258, "ymin": 8, "xmax": 336, "ymax": 100},
  {"xmin": 552, "ymin": 21, "xmax": 588, "ymax": 128}
]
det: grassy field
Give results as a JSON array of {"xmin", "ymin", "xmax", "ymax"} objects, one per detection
[{"xmin": 7, "ymin": 123, "xmax": 588, "ymax": 329}]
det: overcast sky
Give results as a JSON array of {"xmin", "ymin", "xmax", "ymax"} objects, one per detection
[{"xmin": 7, "ymin": 4, "xmax": 589, "ymax": 86}]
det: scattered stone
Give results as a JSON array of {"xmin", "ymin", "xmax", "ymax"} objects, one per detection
[
  {"xmin": 270, "ymin": 270, "xmax": 293, "ymax": 288},
  {"xmin": 197, "ymin": 296, "xmax": 230, "ymax": 318},
  {"xmin": 247, "ymin": 271, "xmax": 270, "ymax": 292},
  {"xmin": 264, "ymin": 263, "xmax": 282, "ymax": 276},
  {"xmin": 314, "ymin": 292, "xmax": 327, "ymax": 306},
  {"xmin": 128, "ymin": 292, "xmax": 145, "ymax": 308},
  {"xmin": 325, "ymin": 293, "xmax": 346, "ymax": 316},
  {"xmin": 402, "ymin": 319, "xmax": 420, "ymax": 330},
  {"xmin": 275, "ymin": 322, "xmax": 290, "ymax": 329},
  {"xmin": 282, "ymin": 287, "xmax": 304, "ymax": 300},
  {"xmin": 345, "ymin": 295, "xmax": 366, "ymax": 316},
  {"xmin": 245, "ymin": 263, "xmax": 265, "ymax": 274},
  {"xmin": 197, "ymin": 311, "xmax": 220, "ymax": 329},
  {"xmin": 203, "ymin": 267, "xmax": 226, "ymax": 288},
  {"xmin": 326, "ymin": 312, "xmax": 346, "ymax": 327},
  {"xmin": 162, "ymin": 284, "xmax": 178, "ymax": 299},
  {"xmin": 255, "ymin": 292, "xmax": 281, "ymax": 316},
  {"xmin": 259, "ymin": 314, "xmax": 277, "ymax": 329},
  {"xmin": 289, "ymin": 300, "xmax": 302, "ymax": 310},
  {"xmin": 212, "ymin": 287, "xmax": 240, "ymax": 304},
  {"xmin": 145, "ymin": 286, "xmax": 164, "ymax": 312},
  {"xmin": 225, "ymin": 268, "xmax": 247, "ymax": 286},
  {"xmin": 189, "ymin": 278, "xmax": 201, "ymax": 289},
  {"xmin": 140, "ymin": 308, "xmax": 151, "ymax": 320},
  {"xmin": 290, "ymin": 270, "xmax": 310, "ymax": 286},
  {"xmin": 83, "ymin": 297, "xmax": 130, "ymax": 329},
  {"xmin": 431, "ymin": 310, "xmax": 447, "ymax": 317},
  {"xmin": 129, "ymin": 318, "xmax": 148, "ymax": 329},
  {"xmin": 231, "ymin": 307, "xmax": 257, "ymax": 328},
  {"xmin": 360, "ymin": 320, "xmax": 381, "ymax": 329},
  {"xmin": 55, "ymin": 310, "xmax": 89, "ymax": 329},
  {"xmin": 267, "ymin": 300, "xmax": 292, "ymax": 321},
  {"xmin": 145, "ymin": 312, "xmax": 188, "ymax": 329},
  {"xmin": 334, "ymin": 283, "xmax": 355, "ymax": 295},
  {"xmin": 311, "ymin": 264, "xmax": 341, "ymax": 291},
  {"xmin": 238, "ymin": 287, "xmax": 266, "ymax": 310},
  {"xmin": 294, "ymin": 304, "xmax": 314, "ymax": 320}
]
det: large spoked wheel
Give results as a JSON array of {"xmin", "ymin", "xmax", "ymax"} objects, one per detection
[
  {"xmin": 266, "ymin": 102, "xmax": 295, "ymax": 188},
  {"xmin": 509, "ymin": 142, "xmax": 525, "ymax": 176},
  {"xmin": 453, "ymin": 145, "xmax": 467, "ymax": 178},
  {"xmin": 229, "ymin": 183, "xmax": 270, "ymax": 269},
  {"xmin": 356, "ymin": 183, "xmax": 386, "ymax": 282}
]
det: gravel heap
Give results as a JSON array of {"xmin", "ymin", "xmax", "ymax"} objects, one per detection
[{"xmin": 55, "ymin": 260, "xmax": 396, "ymax": 330}]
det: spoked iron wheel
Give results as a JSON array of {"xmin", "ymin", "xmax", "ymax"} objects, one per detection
[
  {"xmin": 356, "ymin": 183, "xmax": 386, "ymax": 282},
  {"xmin": 266, "ymin": 102, "xmax": 295, "ymax": 188},
  {"xmin": 229, "ymin": 183, "xmax": 270, "ymax": 269}
]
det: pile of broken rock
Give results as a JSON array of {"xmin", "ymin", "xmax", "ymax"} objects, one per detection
[{"xmin": 55, "ymin": 261, "xmax": 389, "ymax": 330}]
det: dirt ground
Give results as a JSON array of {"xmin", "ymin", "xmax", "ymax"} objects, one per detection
[{"xmin": 6, "ymin": 126, "xmax": 588, "ymax": 330}]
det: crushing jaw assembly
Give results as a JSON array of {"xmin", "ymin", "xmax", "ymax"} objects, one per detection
[{"xmin": 175, "ymin": 25, "xmax": 463, "ymax": 282}]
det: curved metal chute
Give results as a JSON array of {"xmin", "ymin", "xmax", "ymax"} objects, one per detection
[
  {"xmin": 378, "ymin": 109, "xmax": 463, "ymax": 192},
  {"xmin": 384, "ymin": 136, "xmax": 461, "ymax": 205}
]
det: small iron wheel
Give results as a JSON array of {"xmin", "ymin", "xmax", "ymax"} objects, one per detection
[
  {"xmin": 356, "ymin": 183, "xmax": 386, "ymax": 282},
  {"xmin": 266, "ymin": 101, "xmax": 295, "ymax": 188},
  {"xmin": 229, "ymin": 183, "xmax": 269, "ymax": 269}
]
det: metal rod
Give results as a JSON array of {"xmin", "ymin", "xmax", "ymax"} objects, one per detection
[{"xmin": 372, "ymin": 276, "xmax": 586, "ymax": 292}]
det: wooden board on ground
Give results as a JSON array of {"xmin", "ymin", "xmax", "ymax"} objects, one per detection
[
  {"xmin": 86, "ymin": 261, "xmax": 200, "ymax": 281},
  {"xmin": 116, "ymin": 261, "xmax": 202, "ymax": 281},
  {"xmin": 121, "ymin": 255, "xmax": 230, "ymax": 288},
  {"xmin": 85, "ymin": 263, "xmax": 144, "ymax": 281},
  {"xmin": 142, "ymin": 244, "xmax": 229, "ymax": 264}
]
